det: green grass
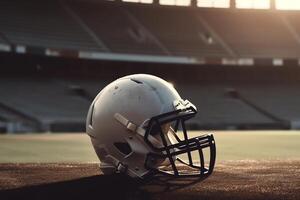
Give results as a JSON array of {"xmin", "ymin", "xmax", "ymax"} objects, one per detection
[
  {"xmin": 212, "ymin": 130, "xmax": 300, "ymax": 161},
  {"xmin": 0, "ymin": 134, "xmax": 97, "ymax": 163},
  {"xmin": 0, "ymin": 131, "xmax": 299, "ymax": 163}
]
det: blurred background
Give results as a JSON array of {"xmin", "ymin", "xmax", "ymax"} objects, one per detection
[{"xmin": 1, "ymin": 0, "xmax": 300, "ymax": 134}]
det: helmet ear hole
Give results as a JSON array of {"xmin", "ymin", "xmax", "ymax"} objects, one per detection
[{"xmin": 114, "ymin": 142, "xmax": 132, "ymax": 155}]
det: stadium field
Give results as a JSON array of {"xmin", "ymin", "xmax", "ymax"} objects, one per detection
[
  {"xmin": 0, "ymin": 131, "xmax": 299, "ymax": 162},
  {"xmin": 0, "ymin": 131, "xmax": 299, "ymax": 200}
]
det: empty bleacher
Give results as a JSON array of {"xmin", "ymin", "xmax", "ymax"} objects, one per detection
[
  {"xmin": 0, "ymin": 104, "xmax": 38, "ymax": 132},
  {"xmin": 282, "ymin": 11, "xmax": 300, "ymax": 47},
  {"xmin": 2, "ymin": 1, "xmax": 300, "ymax": 133},
  {"xmin": 199, "ymin": 9, "xmax": 300, "ymax": 58},
  {"xmin": 0, "ymin": 0, "xmax": 103, "ymax": 51},
  {"xmin": 1, "ymin": 0, "xmax": 300, "ymax": 59},
  {"xmin": 236, "ymin": 83, "xmax": 300, "ymax": 124},
  {"xmin": 0, "ymin": 78, "xmax": 91, "ymax": 132},
  {"xmin": 127, "ymin": 5, "xmax": 229, "ymax": 57},
  {"xmin": 0, "ymin": 36, "xmax": 7, "ymax": 44},
  {"xmin": 177, "ymin": 84, "xmax": 275, "ymax": 129},
  {"xmin": 69, "ymin": 1, "xmax": 167, "ymax": 55},
  {"xmin": 1, "ymin": 76, "xmax": 300, "ymax": 132}
]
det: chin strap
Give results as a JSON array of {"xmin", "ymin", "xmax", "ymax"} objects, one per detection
[{"xmin": 114, "ymin": 113, "xmax": 162, "ymax": 148}]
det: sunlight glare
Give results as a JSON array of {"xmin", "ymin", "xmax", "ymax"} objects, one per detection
[
  {"xmin": 236, "ymin": 0, "xmax": 270, "ymax": 9},
  {"xmin": 160, "ymin": 0, "xmax": 190, "ymax": 6},
  {"xmin": 276, "ymin": 0, "xmax": 300, "ymax": 10},
  {"xmin": 197, "ymin": 0, "xmax": 230, "ymax": 8}
]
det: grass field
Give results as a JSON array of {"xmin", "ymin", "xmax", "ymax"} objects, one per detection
[{"xmin": 0, "ymin": 130, "xmax": 299, "ymax": 163}]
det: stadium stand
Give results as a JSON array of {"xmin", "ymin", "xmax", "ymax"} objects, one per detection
[
  {"xmin": 0, "ymin": 103, "xmax": 39, "ymax": 132},
  {"xmin": 69, "ymin": 1, "xmax": 168, "ymax": 55},
  {"xmin": 282, "ymin": 11, "xmax": 300, "ymax": 48},
  {"xmin": 0, "ymin": 33, "xmax": 10, "ymax": 52},
  {"xmin": 199, "ymin": 9, "xmax": 300, "ymax": 58},
  {"xmin": 2, "ymin": 0, "xmax": 300, "ymax": 132},
  {"xmin": 1, "ymin": 0, "xmax": 300, "ymax": 60},
  {"xmin": 0, "ymin": 36, "xmax": 7, "ymax": 44},
  {"xmin": 237, "ymin": 83, "xmax": 300, "ymax": 128},
  {"xmin": 0, "ymin": 0, "xmax": 103, "ymax": 51},
  {"xmin": 127, "ymin": 5, "xmax": 229, "ymax": 57},
  {"xmin": 176, "ymin": 84, "xmax": 275, "ymax": 129},
  {"xmin": 0, "ymin": 78, "xmax": 90, "ymax": 132},
  {"xmin": 1, "ymin": 75, "xmax": 299, "ymax": 132},
  {"xmin": 62, "ymin": 80, "xmax": 109, "ymax": 97}
]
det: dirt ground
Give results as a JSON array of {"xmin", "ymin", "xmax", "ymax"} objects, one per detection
[{"xmin": 0, "ymin": 160, "xmax": 299, "ymax": 200}]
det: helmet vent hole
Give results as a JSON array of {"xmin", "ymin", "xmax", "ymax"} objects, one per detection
[
  {"xmin": 130, "ymin": 79, "xmax": 143, "ymax": 84},
  {"xmin": 114, "ymin": 142, "xmax": 132, "ymax": 155}
]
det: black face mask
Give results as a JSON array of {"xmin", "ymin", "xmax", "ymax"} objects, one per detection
[{"xmin": 143, "ymin": 106, "xmax": 216, "ymax": 179}]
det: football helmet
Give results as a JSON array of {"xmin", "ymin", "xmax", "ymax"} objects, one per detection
[{"xmin": 86, "ymin": 74, "xmax": 216, "ymax": 180}]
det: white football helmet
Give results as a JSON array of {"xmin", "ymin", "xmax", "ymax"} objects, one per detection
[{"xmin": 86, "ymin": 74, "xmax": 216, "ymax": 180}]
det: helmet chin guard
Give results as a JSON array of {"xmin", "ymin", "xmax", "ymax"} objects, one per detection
[{"xmin": 143, "ymin": 101, "xmax": 216, "ymax": 179}]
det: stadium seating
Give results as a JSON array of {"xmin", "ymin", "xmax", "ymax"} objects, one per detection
[
  {"xmin": 0, "ymin": 105, "xmax": 37, "ymax": 132},
  {"xmin": 2, "ymin": 0, "xmax": 300, "ymax": 59},
  {"xmin": 0, "ymin": 36, "xmax": 7, "ymax": 44},
  {"xmin": 0, "ymin": 78, "xmax": 91, "ymax": 132},
  {"xmin": 1, "ymin": 77, "xmax": 300, "ymax": 132},
  {"xmin": 127, "ymin": 6, "xmax": 229, "ymax": 57},
  {"xmin": 176, "ymin": 84, "xmax": 274, "ymax": 129},
  {"xmin": 199, "ymin": 9, "xmax": 300, "ymax": 58},
  {"xmin": 2, "ymin": 1, "xmax": 300, "ymax": 132},
  {"xmin": 237, "ymin": 83, "xmax": 300, "ymax": 122},
  {"xmin": 69, "ymin": 1, "xmax": 167, "ymax": 55},
  {"xmin": 0, "ymin": 0, "xmax": 103, "ymax": 51}
]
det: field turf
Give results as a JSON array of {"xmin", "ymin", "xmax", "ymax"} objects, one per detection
[{"xmin": 0, "ymin": 131, "xmax": 299, "ymax": 200}]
